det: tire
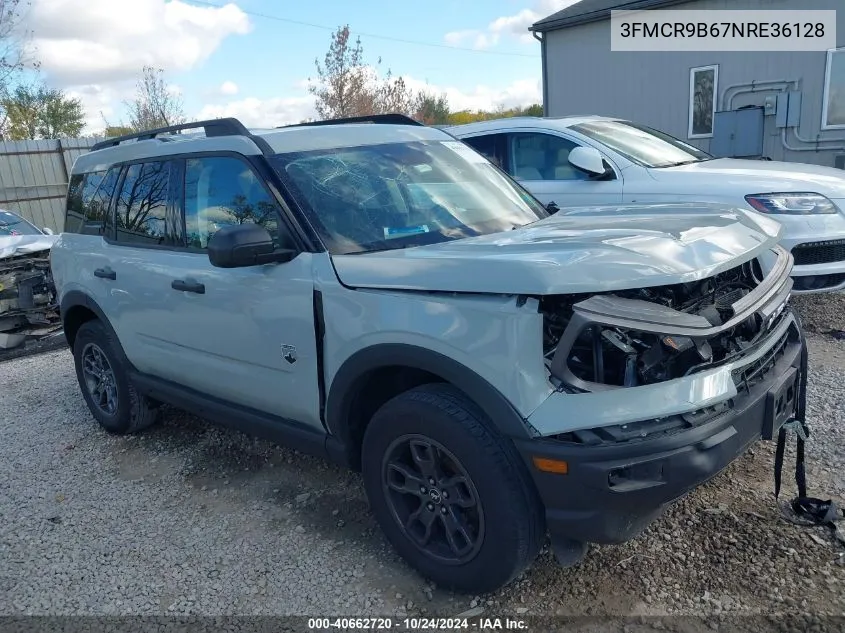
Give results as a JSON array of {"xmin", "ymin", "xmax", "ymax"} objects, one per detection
[
  {"xmin": 362, "ymin": 383, "xmax": 545, "ymax": 593},
  {"xmin": 72, "ymin": 320, "xmax": 159, "ymax": 435}
]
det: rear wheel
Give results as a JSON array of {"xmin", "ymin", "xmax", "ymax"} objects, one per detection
[
  {"xmin": 362, "ymin": 384, "xmax": 544, "ymax": 593},
  {"xmin": 73, "ymin": 320, "xmax": 159, "ymax": 434}
]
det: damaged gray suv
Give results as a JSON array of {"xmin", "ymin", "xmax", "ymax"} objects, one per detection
[{"xmin": 51, "ymin": 115, "xmax": 806, "ymax": 593}]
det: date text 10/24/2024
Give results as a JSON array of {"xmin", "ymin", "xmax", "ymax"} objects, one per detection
[{"xmin": 307, "ymin": 617, "xmax": 529, "ymax": 631}]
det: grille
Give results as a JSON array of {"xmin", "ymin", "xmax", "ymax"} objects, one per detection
[
  {"xmin": 731, "ymin": 326, "xmax": 794, "ymax": 392},
  {"xmin": 791, "ymin": 239, "xmax": 845, "ymax": 266},
  {"xmin": 792, "ymin": 273, "xmax": 845, "ymax": 292}
]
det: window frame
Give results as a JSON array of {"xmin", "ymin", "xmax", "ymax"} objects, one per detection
[
  {"xmin": 822, "ymin": 47, "xmax": 845, "ymax": 131},
  {"xmin": 462, "ymin": 133, "xmax": 509, "ymax": 171},
  {"xmin": 505, "ymin": 131, "xmax": 595, "ymax": 182},
  {"xmin": 688, "ymin": 64, "xmax": 719, "ymax": 140},
  {"xmin": 65, "ymin": 168, "xmax": 121, "ymax": 236},
  {"xmin": 106, "ymin": 159, "xmax": 181, "ymax": 249},
  {"xmin": 100, "ymin": 151, "xmax": 313, "ymax": 255},
  {"xmin": 178, "ymin": 152, "xmax": 290, "ymax": 254}
]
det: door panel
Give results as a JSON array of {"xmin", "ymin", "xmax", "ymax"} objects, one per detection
[{"xmin": 123, "ymin": 249, "xmax": 321, "ymax": 428}]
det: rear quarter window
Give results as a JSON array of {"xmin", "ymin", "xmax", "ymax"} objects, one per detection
[{"xmin": 65, "ymin": 168, "xmax": 120, "ymax": 235}]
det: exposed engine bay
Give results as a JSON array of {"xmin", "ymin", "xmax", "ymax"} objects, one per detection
[
  {"xmin": 539, "ymin": 258, "xmax": 786, "ymax": 389},
  {"xmin": 0, "ymin": 250, "xmax": 61, "ymax": 349}
]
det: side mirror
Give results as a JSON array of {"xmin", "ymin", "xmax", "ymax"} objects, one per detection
[
  {"xmin": 568, "ymin": 146, "xmax": 608, "ymax": 177},
  {"xmin": 546, "ymin": 201, "xmax": 560, "ymax": 214},
  {"xmin": 42, "ymin": 227, "xmax": 54, "ymax": 235},
  {"xmin": 207, "ymin": 224, "xmax": 296, "ymax": 268}
]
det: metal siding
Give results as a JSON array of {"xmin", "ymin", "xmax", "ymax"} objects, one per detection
[
  {"xmin": 544, "ymin": 0, "xmax": 845, "ymax": 168},
  {"xmin": 0, "ymin": 137, "xmax": 103, "ymax": 233}
]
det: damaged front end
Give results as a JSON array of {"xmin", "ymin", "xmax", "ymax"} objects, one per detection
[
  {"xmin": 0, "ymin": 249, "xmax": 62, "ymax": 349},
  {"xmin": 532, "ymin": 244, "xmax": 801, "ymax": 442}
]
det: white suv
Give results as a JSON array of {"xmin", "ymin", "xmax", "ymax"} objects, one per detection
[{"xmin": 51, "ymin": 115, "xmax": 806, "ymax": 593}]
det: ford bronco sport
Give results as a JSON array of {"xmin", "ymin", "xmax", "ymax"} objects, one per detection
[{"xmin": 51, "ymin": 115, "xmax": 806, "ymax": 594}]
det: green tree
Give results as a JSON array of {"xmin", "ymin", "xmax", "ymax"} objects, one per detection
[
  {"xmin": 0, "ymin": 84, "xmax": 85, "ymax": 139},
  {"xmin": 104, "ymin": 125, "xmax": 133, "ymax": 138},
  {"xmin": 414, "ymin": 91, "xmax": 451, "ymax": 125}
]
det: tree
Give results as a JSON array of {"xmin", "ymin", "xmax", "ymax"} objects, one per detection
[
  {"xmin": 309, "ymin": 25, "xmax": 418, "ymax": 120},
  {"xmin": 376, "ymin": 71, "xmax": 415, "ymax": 116},
  {"xmin": 124, "ymin": 66, "xmax": 185, "ymax": 132},
  {"xmin": 414, "ymin": 91, "xmax": 451, "ymax": 125},
  {"xmin": 0, "ymin": 84, "xmax": 85, "ymax": 139},
  {"xmin": 0, "ymin": 0, "xmax": 35, "ymax": 90},
  {"xmin": 0, "ymin": 0, "xmax": 39, "ymax": 136},
  {"xmin": 36, "ymin": 88, "xmax": 84, "ymax": 138},
  {"xmin": 309, "ymin": 25, "xmax": 374, "ymax": 119}
]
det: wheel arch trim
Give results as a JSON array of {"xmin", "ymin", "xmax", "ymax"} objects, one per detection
[{"xmin": 326, "ymin": 343, "xmax": 533, "ymax": 443}]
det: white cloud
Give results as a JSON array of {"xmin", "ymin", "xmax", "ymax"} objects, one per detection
[
  {"xmin": 197, "ymin": 75, "xmax": 541, "ymax": 131},
  {"xmin": 444, "ymin": 0, "xmax": 578, "ymax": 49},
  {"xmin": 196, "ymin": 96, "xmax": 317, "ymax": 128},
  {"xmin": 65, "ymin": 83, "xmax": 134, "ymax": 133},
  {"xmin": 27, "ymin": 0, "xmax": 251, "ymax": 86},
  {"xmin": 219, "ymin": 81, "xmax": 239, "ymax": 96},
  {"xmin": 404, "ymin": 76, "xmax": 542, "ymax": 112}
]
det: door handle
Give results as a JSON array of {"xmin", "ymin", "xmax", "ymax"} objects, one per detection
[
  {"xmin": 171, "ymin": 279, "xmax": 205, "ymax": 294},
  {"xmin": 94, "ymin": 267, "xmax": 116, "ymax": 280}
]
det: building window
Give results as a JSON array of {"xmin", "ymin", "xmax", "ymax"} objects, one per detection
[
  {"xmin": 688, "ymin": 64, "xmax": 719, "ymax": 139},
  {"xmin": 822, "ymin": 47, "xmax": 845, "ymax": 130}
]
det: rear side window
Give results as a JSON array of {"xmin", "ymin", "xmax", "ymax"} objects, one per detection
[
  {"xmin": 113, "ymin": 160, "xmax": 181, "ymax": 246},
  {"xmin": 65, "ymin": 168, "xmax": 120, "ymax": 235}
]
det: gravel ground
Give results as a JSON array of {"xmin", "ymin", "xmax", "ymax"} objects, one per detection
[{"xmin": 0, "ymin": 299, "xmax": 843, "ymax": 621}]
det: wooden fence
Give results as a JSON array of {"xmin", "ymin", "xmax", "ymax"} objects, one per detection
[{"xmin": 0, "ymin": 137, "xmax": 102, "ymax": 233}]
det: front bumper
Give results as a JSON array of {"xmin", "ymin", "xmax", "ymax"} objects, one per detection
[
  {"xmin": 772, "ymin": 205, "xmax": 845, "ymax": 293},
  {"xmin": 516, "ymin": 317, "xmax": 805, "ymax": 545}
]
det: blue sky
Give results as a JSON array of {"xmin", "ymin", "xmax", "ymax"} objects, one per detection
[{"xmin": 21, "ymin": 0, "xmax": 573, "ymax": 132}]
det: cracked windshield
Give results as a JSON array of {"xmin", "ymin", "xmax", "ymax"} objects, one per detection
[{"xmin": 272, "ymin": 140, "xmax": 546, "ymax": 254}]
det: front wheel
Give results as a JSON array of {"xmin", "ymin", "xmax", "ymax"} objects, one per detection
[
  {"xmin": 362, "ymin": 384, "xmax": 545, "ymax": 593},
  {"xmin": 72, "ymin": 320, "xmax": 159, "ymax": 435}
]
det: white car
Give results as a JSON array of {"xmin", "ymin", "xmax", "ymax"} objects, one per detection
[
  {"xmin": 447, "ymin": 116, "xmax": 845, "ymax": 294},
  {"xmin": 0, "ymin": 209, "xmax": 60, "ymax": 349}
]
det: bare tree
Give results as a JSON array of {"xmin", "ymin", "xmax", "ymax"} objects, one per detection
[
  {"xmin": 0, "ymin": 0, "xmax": 39, "ymax": 137},
  {"xmin": 124, "ymin": 66, "xmax": 186, "ymax": 132},
  {"xmin": 376, "ymin": 71, "xmax": 415, "ymax": 116},
  {"xmin": 309, "ymin": 25, "xmax": 421, "ymax": 120},
  {"xmin": 308, "ymin": 25, "xmax": 376, "ymax": 119}
]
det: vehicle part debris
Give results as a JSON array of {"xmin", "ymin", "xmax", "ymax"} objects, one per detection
[{"xmin": 0, "ymin": 250, "xmax": 61, "ymax": 349}]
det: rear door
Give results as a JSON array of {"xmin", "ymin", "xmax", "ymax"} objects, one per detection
[{"xmin": 57, "ymin": 166, "xmax": 123, "ymax": 328}]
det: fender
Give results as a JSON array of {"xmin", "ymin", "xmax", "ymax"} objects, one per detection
[
  {"xmin": 59, "ymin": 291, "xmax": 122, "ymax": 356},
  {"xmin": 326, "ymin": 343, "xmax": 534, "ymax": 442}
]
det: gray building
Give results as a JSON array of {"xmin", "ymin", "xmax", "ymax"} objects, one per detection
[{"xmin": 530, "ymin": 0, "xmax": 845, "ymax": 168}]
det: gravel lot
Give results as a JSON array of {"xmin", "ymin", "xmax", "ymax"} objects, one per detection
[{"xmin": 1, "ymin": 295, "xmax": 843, "ymax": 620}]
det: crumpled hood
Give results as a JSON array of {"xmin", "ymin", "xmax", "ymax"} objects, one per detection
[
  {"xmin": 331, "ymin": 202, "xmax": 783, "ymax": 295},
  {"xmin": 648, "ymin": 158, "xmax": 845, "ymax": 200},
  {"xmin": 0, "ymin": 234, "xmax": 59, "ymax": 260}
]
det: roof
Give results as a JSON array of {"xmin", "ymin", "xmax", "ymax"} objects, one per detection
[
  {"xmin": 530, "ymin": 0, "xmax": 695, "ymax": 33},
  {"xmin": 73, "ymin": 118, "xmax": 449, "ymax": 174},
  {"xmin": 445, "ymin": 115, "xmax": 618, "ymax": 136}
]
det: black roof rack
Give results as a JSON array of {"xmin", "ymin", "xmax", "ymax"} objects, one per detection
[
  {"xmin": 91, "ymin": 117, "xmax": 254, "ymax": 152},
  {"xmin": 279, "ymin": 113, "xmax": 423, "ymax": 129}
]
